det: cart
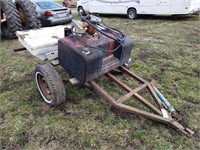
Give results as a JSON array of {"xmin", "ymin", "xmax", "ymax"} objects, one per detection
[{"xmin": 14, "ymin": 16, "xmax": 195, "ymax": 137}]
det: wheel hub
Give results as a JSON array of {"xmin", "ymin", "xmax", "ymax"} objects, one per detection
[
  {"xmin": 129, "ymin": 12, "xmax": 135, "ymax": 18},
  {"xmin": 18, "ymin": 7, "xmax": 27, "ymax": 29},
  {"xmin": 37, "ymin": 74, "xmax": 52, "ymax": 100}
]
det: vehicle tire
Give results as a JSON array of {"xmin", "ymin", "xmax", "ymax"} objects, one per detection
[
  {"xmin": 35, "ymin": 64, "xmax": 66, "ymax": 106},
  {"xmin": 0, "ymin": 0, "xmax": 22, "ymax": 39},
  {"xmin": 78, "ymin": 6, "xmax": 85, "ymax": 16},
  {"xmin": 37, "ymin": 17, "xmax": 43, "ymax": 27},
  {"xmin": 15, "ymin": 0, "xmax": 41, "ymax": 30},
  {"xmin": 127, "ymin": 8, "xmax": 137, "ymax": 20}
]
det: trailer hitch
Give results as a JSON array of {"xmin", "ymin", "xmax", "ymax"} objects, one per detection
[
  {"xmin": 90, "ymin": 66, "xmax": 195, "ymax": 137},
  {"xmin": 170, "ymin": 121, "xmax": 195, "ymax": 137}
]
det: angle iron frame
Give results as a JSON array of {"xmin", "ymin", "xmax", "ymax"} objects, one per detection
[{"xmin": 89, "ymin": 66, "xmax": 195, "ymax": 137}]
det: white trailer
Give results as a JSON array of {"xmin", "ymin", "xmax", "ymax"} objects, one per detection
[{"xmin": 77, "ymin": 0, "xmax": 200, "ymax": 19}]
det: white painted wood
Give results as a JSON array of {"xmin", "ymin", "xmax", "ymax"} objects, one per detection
[
  {"xmin": 161, "ymin": 109, "xmax": 169, "ymax": 118},
  {"xmin": 16, "ymin": 24, "xmax": 71, "ymax": 61},
  {"xmin": 51, "ymin": 59, "xmax": 59, "ymax": 66},
  {"xmin": 69, "ymin": 78, "xmax": 80, "ymax": 85}
]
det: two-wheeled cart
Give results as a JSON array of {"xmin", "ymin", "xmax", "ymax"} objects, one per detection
[{"xmin": 14, "ymin": 15, "xmax": 195, "ymax": 137}]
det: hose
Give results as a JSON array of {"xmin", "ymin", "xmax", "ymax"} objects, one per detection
[{"xmin": 80, "ymin": 16, "xmax": 125, "ymax": 42}]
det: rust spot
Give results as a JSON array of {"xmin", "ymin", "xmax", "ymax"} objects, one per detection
[
  {"xmin": 52, "ymin": 36, "xmax": 60, "ymax": 39},
  {"xmin": 20, "ymin": 33, "xmax": 29, "ymax": 39}
]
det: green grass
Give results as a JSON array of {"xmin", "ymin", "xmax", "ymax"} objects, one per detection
[{"xmin": 0, "ymin": 13, "xmax": 200, "ymax": 149}]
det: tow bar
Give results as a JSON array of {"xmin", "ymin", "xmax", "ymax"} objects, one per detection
[{"xmin": 90, "ymin": 66, "xmax": 195, "ymax": 137}]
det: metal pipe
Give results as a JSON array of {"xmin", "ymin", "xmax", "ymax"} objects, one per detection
[{"xmin": 152, "ymin": 85, "xmax": 175, "ymax": 113}]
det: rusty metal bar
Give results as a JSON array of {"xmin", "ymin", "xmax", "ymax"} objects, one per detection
[
  {"xmin": 116, "ymin": 83, "xmax": 148, "ymax": 104},
  {"xmin": 106, "ymin": 73, "xmax": 132, "ymax": 91},
  {"xmin": 106, "ymin": 73, "xmax": 162, "ymax": 115},
  {"xmin": 91, "ymin": 70, "xmax": 195, "ymax": 137},
  {"xmin": 120, "ymin": 66, "xmax": 147, "ymax": 83},
  {"xmin": 90, "ymin": 80, "xmax": 171, "ymax": 124},
  {"xmin": 90, "ymin": 81, "xmax": 117, "ymax": 106},
  {"xmin": 108, "ymin": 72, "xmax": 163, "ymax": 110},
  {"xmin": 13, "ymin": 47, "xmax": 27, "ymax": 52},
  {"xmin": 120, "ymin": 104, "xmax": 193, "ymax": 137},
  {"xmin": 170, "ymin": 121, "xmax": 195, "ymax": 137},
  {"xmin": 133, "ymin": 93, "xmax": 162, "ymax": 115},
  {"xmin": 118, "ymin": 104, "xmax": 172, "ymax": 124}
]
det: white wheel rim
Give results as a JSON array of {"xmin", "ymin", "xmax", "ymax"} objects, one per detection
[
  {"xmin": 79, "ymin": 8, "xmax": 83, "ymax": 15},
  {"xmin": 129, "ymin": 11, "xmax": 135, "ymax": 19},
  {"xmin": 35, "ymin": 72, "xmax": 52, "ymax": 104}
]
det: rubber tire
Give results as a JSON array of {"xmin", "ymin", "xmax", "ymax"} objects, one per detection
[
  {"xmin": 127, "ymin": 8, "xmax": 137, "ymax": 20},
  {"xmin": 37, "ymin": 17, "xmax": 43, "ymax": 27},
  {"xmin": 35, "ymin": 64, "xmax": 66, "ymax": 106},
  {"xmin": 78, "ymin": 6, "xmax": 85, "ymax": 16},
  {"xmin": 0, "ymin": 0, "xmax": 22, "ymax": 39},
  {"xmin": 15, "ymin": 0, "xmax": 41, "ymax": 30}
]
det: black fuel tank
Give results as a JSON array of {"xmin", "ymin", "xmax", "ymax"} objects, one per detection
[{"xmin": 58, "ymin": 34, "xmax": 133, "ymax": 83}]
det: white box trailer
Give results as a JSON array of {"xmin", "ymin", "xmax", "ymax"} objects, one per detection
[{"xmin": 77, "ymin": 0, "xmax": 200, "ymax": 19}]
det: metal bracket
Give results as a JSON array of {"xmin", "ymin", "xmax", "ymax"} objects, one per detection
[{"xmin": 13, "ymin": 47, "xmax": 27, "ymax": 52}]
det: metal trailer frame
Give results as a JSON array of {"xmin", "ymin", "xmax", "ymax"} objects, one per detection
[
  {"xmin": 89, "ymin": 66, "xmax": 195, "ymax": 137},
  {"xmin": 14, "ymin": 26, "xmax": 195, "ymax": 137}
]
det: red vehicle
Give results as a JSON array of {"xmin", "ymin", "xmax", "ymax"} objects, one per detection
[{"xmin": 63, "ymin": 0, "xmax": 77, "ymax": 8}]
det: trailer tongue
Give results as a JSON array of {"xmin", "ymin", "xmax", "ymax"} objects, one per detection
[
  {"xmin": 90, "ymin": 67, "xmax": 195, "ymax": 137},
  {"xmin": 15, "ymin": 15, "xmax": 195, "ymax": 137}
]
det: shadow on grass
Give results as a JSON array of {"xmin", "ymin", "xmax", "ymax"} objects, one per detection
[
  {"xmin": 96, "ymin": 14, "xmax": 199, "ymax": 21},
  {"xmin": 1, "ymin": 34, "xmax": 7, "ymax": 41},
  {"xmin": 0, "ymin": 33, "xmax": 18, "ymax": 41}
]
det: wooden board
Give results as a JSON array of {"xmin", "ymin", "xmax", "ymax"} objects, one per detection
[{"xmin": 16, "ymin": 25, "xmax": 71, "ymax": 61}]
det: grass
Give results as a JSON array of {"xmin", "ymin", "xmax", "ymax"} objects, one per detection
[{"xmin": 0, "ymin": 12, "xmax": 200, "ymax": 149}]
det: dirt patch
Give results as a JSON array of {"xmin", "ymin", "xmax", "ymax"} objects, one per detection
[
  {"xmin": 111, "ymin": 107, "xmax": 139, "ymax": 120},
  {"xmin": 0, "ymin": 78, "xmax": 10, "ymax": 93},
  {"xmin": 183, "ymin": 99, "xmax": 200, "ymax": 105},
  {"xmin": 58, "ymin": 106, "xmax": 70, "ymax": 114},
  {"xmin": 192, "ymin": 69, "xmax": 200, "ymax": 79},
  {"xmin": 138, "ymin": 51, "xmax": 150, "ymax": 62},
  {"xmin": 67, "ymin": 98, "xmax": 81, "ymax": 105},
  {"xmin": 177, "ymin": 49, "xmax": 186, "ymax": 57},
  {"xmin": 0, "ymin": 110, "xmax": 5, "ymax": 124},
  {"xmin": 94, "ymin": 115, "xmax": 105, "ymax": 123}
]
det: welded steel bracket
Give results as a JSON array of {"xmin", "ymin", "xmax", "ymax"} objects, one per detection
[{"xmin": 89, "ymin": 66, "xmax": 195, "ymax": 137}]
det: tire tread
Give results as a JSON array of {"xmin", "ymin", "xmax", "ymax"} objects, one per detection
[
  {"xmin": 35, "ymin": 64, "xmax": 66, "ymax": 106},
  {"xmin": 1, "ymin": 0, "xmax": 22, "ymax": 39},
  {"xmin": 15, "ymin": 0, "xmax": 41, "ymax": 29}
]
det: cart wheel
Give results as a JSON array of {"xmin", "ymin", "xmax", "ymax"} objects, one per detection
[
  {"xmin": 127, "ymin": 8, "xmax": 137, "ymax": 20},
  {"xmin": 35, "ymin": 64, "xmax": 66, "ymax": 106}
]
